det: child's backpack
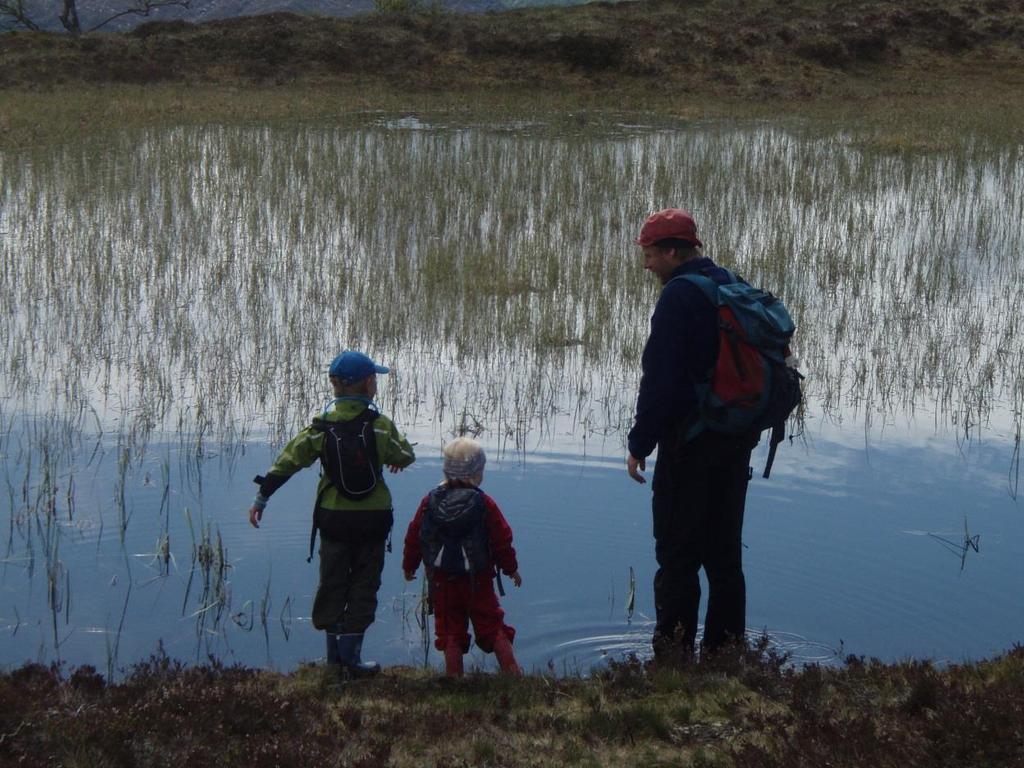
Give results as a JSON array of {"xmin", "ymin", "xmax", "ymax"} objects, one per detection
[
  {"xmin": 311, "ymin": 409, "xmax": 381, "ymax": 500},
  {"xmin": 673, "ymin": 269, "xmax": 804, "ymax": 478},
  {"xmin": 420, "ymin": 487, "xmax": 492, "ymax": 577}
]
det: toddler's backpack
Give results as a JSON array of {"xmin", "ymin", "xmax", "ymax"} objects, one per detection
[
  {"xmin": 673, "ymin": 269, "xmax": 803, "ymax": 478},
  {"xmin": 420, "ymin": 487, "xmax": 491, "ymax": 576},
  {"xmin": 311, "ymin": 409, "xmax": 381, "ymax": 500}
]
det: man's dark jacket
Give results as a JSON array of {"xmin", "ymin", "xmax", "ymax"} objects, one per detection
[{"xmin": 627, "ymin": 256, "xmax": 734, "ymax": 460}]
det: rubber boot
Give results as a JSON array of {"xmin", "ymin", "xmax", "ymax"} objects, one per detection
[
  {"xmin": 325, "ymin": 631, "xmax": 341, "ymax": 666},
  {"xmin": 336, "ymin": 633, "xmax": 381, "ymax": 678},
  {"xmin": 491, "ymin": 633, "xmax": 522, "ymax": 676},
  {"xmin": 443, "ymin": 640, "xmax": 464, "ymax": 678}
]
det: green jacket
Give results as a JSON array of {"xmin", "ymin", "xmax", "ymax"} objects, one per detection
[{"xmin": 265, "ymin": 399, "xmax": 415, "ymax": 515}]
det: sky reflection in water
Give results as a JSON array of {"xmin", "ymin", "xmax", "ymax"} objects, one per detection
[{"xmin": 1, "ymin": 423, "xmax": 1019, "ymax": 676}]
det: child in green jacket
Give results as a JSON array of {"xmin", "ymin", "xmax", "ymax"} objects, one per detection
[{"xmin": 248, "ymin": 350, "xmax": 415, "ymax": 676}]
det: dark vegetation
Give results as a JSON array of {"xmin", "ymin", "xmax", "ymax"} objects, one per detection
[
  {"xmin": 1, "ymin": 0, "xmax": 1023, "ymax": 98},
  {"xmin": 2, "ymin": 643, "xmax": 1023, "ymax": 766}
]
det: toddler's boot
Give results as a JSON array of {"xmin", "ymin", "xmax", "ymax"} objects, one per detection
[
  {"xmin": 492, "ymin": 633, "xmax": 522, "ymax": 676},
  {"xmin": 443, "ymin": 639, "xmax": 464, "ymax": 677},
  {"xmin": 336, "ymin": 633, "xmax": 381, "ymax": 678}
]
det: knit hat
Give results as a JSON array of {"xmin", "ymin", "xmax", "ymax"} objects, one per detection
[{"xmin": 443, "ymin": 438, "xmax": 486, "ymax": 481}]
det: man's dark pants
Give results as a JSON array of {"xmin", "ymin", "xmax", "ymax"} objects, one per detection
[{"xmin": 651, "ymin": 430, "xmax": 756, "ymax": 659}]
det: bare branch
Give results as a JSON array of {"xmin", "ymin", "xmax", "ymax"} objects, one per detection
[
  {"xmin": 0, "ymin": 0, "xmax": 42, "ymax": 31},
  {"xmin": 87, "ymin": 0, "xmax": 191, "ymax": 33}
]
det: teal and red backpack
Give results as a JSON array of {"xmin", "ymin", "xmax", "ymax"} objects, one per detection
[{"xmin": 672, "ymin": 269, "xmax": 803, "ymax": 478}]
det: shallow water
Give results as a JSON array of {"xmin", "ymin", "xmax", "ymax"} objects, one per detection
[
  {"xmin": 1, "ymin": 421, "xmax": 1020, "ymax": 676},
  {"xmin": 1, "ymin": 114, "xmax": 1022, "ymax": 676}
]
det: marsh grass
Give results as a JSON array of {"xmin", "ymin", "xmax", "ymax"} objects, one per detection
[
  {"xmin": 2, "ymin": 115, "xmax": 1021, "ymax": 459},
  {"xmin": 181, "ymin": 507, "xmax": 232, "ymax": 646}
]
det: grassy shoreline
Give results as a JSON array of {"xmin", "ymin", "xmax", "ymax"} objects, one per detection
[
  {"xmin": 1, "ymin": 645, "xmax": 1022, "ymax": 766},
  {"xmin": 1, "ymin": 75, "xmax": 1023, "ymax": 151}
]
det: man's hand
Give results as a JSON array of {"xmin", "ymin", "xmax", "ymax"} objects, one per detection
[
  {"xmin": 509, "ymin": 571, "xmax": 523, "ymax": 588},
  {"xmin": 387, "ymin": 464, "xmax": 405, "ymax": 474},
  {"xmin": 248, "ymin": 506, "xmax": 263, "ymax": 528},
  {"xmin": 627, "ymin": 453, "xmax": 647, "ymax": 484},
  {"xmin": 404, "ymin": 570, "xmax": 417, "ymax": 581}
]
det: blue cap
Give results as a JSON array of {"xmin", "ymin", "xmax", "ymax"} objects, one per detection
[{"xmin": 328, "ymin": 351, "xmax": 390, "ymax": 384}]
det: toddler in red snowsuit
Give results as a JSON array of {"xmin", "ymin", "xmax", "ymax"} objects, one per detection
[{"xmin": 402, "ymin": 437, "xmax": 522, "ymax": 677}]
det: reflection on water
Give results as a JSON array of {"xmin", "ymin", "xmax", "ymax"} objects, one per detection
[
  {"xmin": 3, "ymin": 433, "xmax": 1020, "ymax": 675},
  {"xmin": 924, "ymin": 519, "xmax": 982, "ymax": 572},
  {"xmin": 3, "ymin": 116, "xmax": 1022, "ymax": 450},
  {"xmin": 545, "ymin": 626, "xmax": 841, "ymax": 670},
  {"xmin": 1, "ymin": 115, "xmax": 1022, "ymax": 675}
]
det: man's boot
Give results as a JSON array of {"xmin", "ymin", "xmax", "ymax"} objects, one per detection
[
  {"xmin": 491, "ymin": 633, "xmax": 522, "ymax": 676},
  {"xmin": 325, "ymin": 631, "xmax": 342, "ymax": 666},
  {"xmin": 336, "ymin": 633, "xmax": 381, "ymax": 678},
  {"xmin": 443, "ymin": 639, "xmax": 464, "ymax": 677}
]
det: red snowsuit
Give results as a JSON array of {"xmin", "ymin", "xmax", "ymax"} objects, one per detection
[{"xmin": 402, "ymin": 488, "xmax": 518, "ymax": 653}]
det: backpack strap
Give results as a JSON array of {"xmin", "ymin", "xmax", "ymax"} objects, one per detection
[
  {"xmin": 763, "ymin": 423, "xmax": 784, "ymax": 479},
  {"xmin": 669, "ymin": 268, "xmax": 738, "ymax": 304},
  {"xmin": 307, "ymin": 484, "xmax": 329, "ymax": 563},
  {"xmin": 307, "ymin": 522, "xmax": 317, "ymax": 564},
  {"xmin": 762, "ymin": 363, "xmax": 805, "ymax": 478}
]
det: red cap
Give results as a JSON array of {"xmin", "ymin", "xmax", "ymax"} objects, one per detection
[{"xmin": 635, "ymin": 208, "xmax": 702, "ymax": 248}]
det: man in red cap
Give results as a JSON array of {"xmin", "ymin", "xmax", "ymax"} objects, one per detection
[{"xmin": 627, "ymin": 208, "xmax": 759, "ymax": 663}]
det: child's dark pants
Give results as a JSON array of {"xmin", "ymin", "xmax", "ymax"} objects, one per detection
[
  {"xmin": 312, "ymin": 534, "xmax": 387, "ymax": 634},
  {"xmin": 651, "ymin": 430, "xmax": 757, "ymax": 659}
]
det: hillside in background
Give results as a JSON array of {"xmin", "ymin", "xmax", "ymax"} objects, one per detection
[
  {"xmin": 2, "ymin": 0, "xmax": 1022, "ymax": 101},
  {"xmin": 0, "ymin": 0, "xmax": 601, "ymax": 33}
]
